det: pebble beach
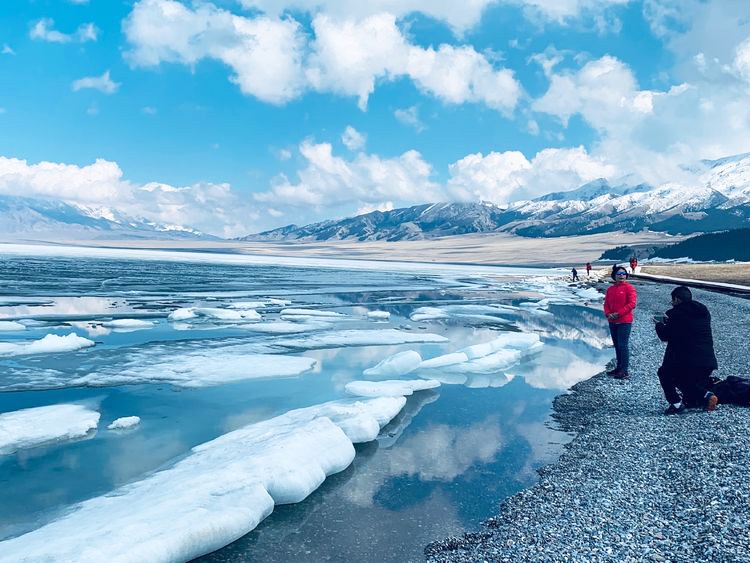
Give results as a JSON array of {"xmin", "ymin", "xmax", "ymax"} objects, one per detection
[{"xmin": 426, "ymin": 281, "xmax": 750, "ymax": 562}]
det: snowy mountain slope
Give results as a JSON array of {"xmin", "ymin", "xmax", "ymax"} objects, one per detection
[
  {"xmin": 0, "ymin": 195, "xmax": 210, "ymax": 240},
  {"xmin": 242, "ymin": 153, "xmax": 750, "ymax": 241}
]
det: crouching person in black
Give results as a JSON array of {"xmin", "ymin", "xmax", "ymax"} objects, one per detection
[{"xmin": 654, "ymin": 286, "xmax": 719, "ymax": 415}]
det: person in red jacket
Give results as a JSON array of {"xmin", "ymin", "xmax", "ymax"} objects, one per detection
[{"xmin": 603, "ymin": 265, "xmax": 637, "ymax": 379}]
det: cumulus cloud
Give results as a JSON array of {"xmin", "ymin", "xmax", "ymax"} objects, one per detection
[
  {"xmin": 124, "ymin": 0, "xmax": 307, "ymax": 105},
  {"xmin": 253, "ymin": 139, "xmax": 443, "ymax": 217},
  {"xmin": 124, "ymin": 1, "xmax": 521, "ymax": 112},
  {"xmin": 341, "ymin": 126, "xmax": 366, "ymax": 151},
  {"xmin": 2, "ymin": 44, "xmax": 15, "ymax": 55},
  {"xmin": 446, "ymin": 146, "xmax": 618, "ymax": 203},
  {"xmin": 239, "ymin": 0, "xmax": 632, "ymax": 32},
  {"xmin": 72, "ymin": 71, "xmax": 120, "ymax": 94},
  {"xmin": 0, "ymin": 156, "xmax": 258, "ymax": 238},
  {"xmin": 30, "ymin": 18, "xmax": 98, "ymax": 43}
]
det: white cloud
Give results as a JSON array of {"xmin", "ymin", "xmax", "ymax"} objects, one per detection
[
  {"xmin": 395, "ymin": 105, "xmax": 425, "ymax": 132},
  {"xmin": 141, "ymin": 106, "xmax": 157, "ymax": 115},
  {"xmin": 240, "ymin": 0, "xmax": 633, "ymax": 32},
  {"xmin": 72, "ymin": 71, "xmax": 120, "ymax": 94},
  {"xmin": 2, "ymin": 44, "xmax": 15, "ymax": 55},
  {"xmin": 29, "ymin": 18, "xmax": 99, "ymax": 43},
  {"xmin": 532, "ymin": 55, "xmax": 654, "ymax": 133},
  {"xmin": 124, "ymin": 2, "xmax": 521, "ymax": 112},
  {"xmin": 341, "ymin": 126, "xmax": 366, "ymax": 151},
  {"xmin": 446, "ymin": 146, "xmax": 617, "ymax": 203},
  {"xmin": 124, "ymin": 0, "xmax": 307, "ymax": 105},
  {"xmin": 355, "ymin": 201, "xmax": 393, "ymax": 215},
  {"xmin": 733, "ymin": 37, "xmax": 750, "ymax": 82},
  {"xmin": 0, "ymin": 156, "xmax": 258, "ymax": 238},
  {"xmin": 0, "ymin": 108, "xmax": 6, "ymax": 115},
  {"xmin": 254, "ymin": 139, "xmax": 443, "ymax": 216},
  {"xmin": 308, "ymin": 13, "xmax": 521, "ymax": 111}
]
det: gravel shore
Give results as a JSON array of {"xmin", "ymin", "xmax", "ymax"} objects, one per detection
[{"xmin": 426, "ymin": 281, "xmax": 750, "ymax": 562}]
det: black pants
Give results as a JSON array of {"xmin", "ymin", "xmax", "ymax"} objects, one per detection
[{"xmin": 658, "ymin": 366, "xmax": 713, "ymax": 406}]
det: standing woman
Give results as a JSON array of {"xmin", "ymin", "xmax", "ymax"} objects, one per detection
[{"xmin": 604, "ymin": 265, "xmax": 637, "ymax": 379}]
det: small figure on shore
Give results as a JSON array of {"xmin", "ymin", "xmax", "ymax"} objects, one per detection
[
  {"xmin": 629, "ymin": 255, "xmax": 638, "ymax": 274},
  {"xmin": 586, "ymin": 262, "xmax": 592, "ymax": 276},
  {"xmin": 603, "ymin": 266, "xmax": 637, "ymax": 379},
  {"xmin": 654, "ymin": 285, "xmax": 719, "ymax": 414},
  {"xmin": 571, "ymin": 267, "xmax": 579, "ymax": 281}
]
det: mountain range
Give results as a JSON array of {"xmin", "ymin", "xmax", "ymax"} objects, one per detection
[
  {"xmin": 241, "ymin": 153, "xmax": 750, "ymax": 241},
  {"xmin": 2, "ymin": 153, "xmax": 749, "ymax": 243},
  {"xmin": 0, "ymin": 195, "xmax": 208, "ymax": 241}
]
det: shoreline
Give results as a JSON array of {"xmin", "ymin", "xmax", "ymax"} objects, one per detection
[{"xmin": 426, "ymin": 281, "xmax": 750, "ymax": 561}]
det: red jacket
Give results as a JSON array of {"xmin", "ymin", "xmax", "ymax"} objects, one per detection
[{"xmin": 604, "ymin": 282, "xmax": 637, "ymax": 324}]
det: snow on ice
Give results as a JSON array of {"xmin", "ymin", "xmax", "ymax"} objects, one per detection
[
  {"xmin": 0, "ymin": 397, "xmax": 407, "ymax": 562},
  {"xmin": 363, "ymin": 350, "xmax": 423, "ymax": 377},
  {"xmin": 107, "ymin": 416, "xmax": 141, "ymax": 431},
  {"xmin": 0, "ymin": 333, "xmax": 95, "ymax": 357},
  {"xmin": 0, "ymin": 404, "xmax": 100, "ymax": 455},
  {"xmin": 346, "ymin": 379, "xmax": 440, "ymax": 398}
]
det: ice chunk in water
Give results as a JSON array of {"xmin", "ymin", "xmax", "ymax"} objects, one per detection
[
  {"xmin": 0, "ymin": 333, "xmax": 94, "ymax": 356},
  {"xmin": 74, "ymin": 352, "xmax": 317, "ymax": 388},
  {"xmin": 237, "ymin": 321, "xmax": 331, "ymax": 334},
  {"xmin": 345, "ymin": 379, "xmax": 440, "ymax": 398},
  {"xmin": 278, "ymin": 329, "xmax": 448, "ymax": 350},
  {"xmin": 0, "ymin": 397, "xmax": 406, "ymax": 562},
  {"xmin": 0, "ymin": 321, "xmax": 25, "ymax": 331},
  {"xmin": 280, "ymin": 308, "xmax": 345, "ymax": 318},
  {"xmin": 363, "ymin": 350, "xmax": 423, "ymax": 377},
  {"xmin": 101, "ymin": 319, "xmax": 155, "ymax": 329},
  {"xmin": 0, "ymin": 404, "xmax": 100, "ymax": 455},
  {"xmin": 107, "ymin": 416, "xmax": 141, "ymax": 431},
  {"xmin": 409, "ymin": 307, "xmax": 448, "ymax": 322},
  {"xmin": 168, "ymin": 308, "xmax": 261, "ymax": 322},
  {"xmin": 366, "ymin": 311, "xmax": 390, "ymax": 320}
]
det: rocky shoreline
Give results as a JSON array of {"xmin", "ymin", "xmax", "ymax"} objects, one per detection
[{"xmin": 426, "ymin": 282, "xmax": 750, "ymax": 562}]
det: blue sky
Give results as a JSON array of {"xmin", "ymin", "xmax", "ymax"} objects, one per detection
[{"xmin": 1, "ymin": 0, "xmax": 750, "ymax": 236}]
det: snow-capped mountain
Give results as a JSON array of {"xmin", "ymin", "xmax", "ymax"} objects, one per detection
[
  {"xmin": 0, "ymin": 195, "xmax": 210, "ymax": 241},
  {"xmin": 241, "ymin": 153, "xmax": 750, "ymax": 241}
]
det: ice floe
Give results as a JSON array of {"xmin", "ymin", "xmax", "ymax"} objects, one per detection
[
  {"xmin": 73, "ymin": 350, "xmax": 317, "ymax": 388},
  {"xmin": 0, "ymin": 404, "xmax": 100, "ymax": 455},
  {"xmin": 168, "ymin": 308, "xmax": 261, "ymax": 323},
  {"xmin": 363, "ymin": 350, "xmax": 423, "ymax": 377},
  {"xmin": 237, "ymin": 321, "xmax": 331, "ymax": 334},
  {"xmin": 409, "ymin": 304, "xmax": 513, "ymax": 325},
  {"xmin": 107, "ymin": 416, "xmax": 141, "ymax": 431},
  {"xmin": 0, "ymin": 333, "xmax": 95, "ymax": 357},
  {"xmin": 366, "ymin": 311, "xmax": 391, "ymax": 320},
  {"xmin": 419, "ymin": 333, "xmax": 542, "ymax": 382},
  {"xmin": 277, "ymin": 329, "xmax": 448, "ymax": 350},
  {"xmin": 0, "ymin": 397, "xmax": 406, "ymax": 562},
  {"xmin": 345, "ymin": 379, "xmax": 440, "ymax": 398},
  {"xmin": 101, "ymin": 319, "xmax": 155, "ymax": 330},
  {"xmin": 0, "ymin": 321, "xmax": 25, "ymax": 331}
]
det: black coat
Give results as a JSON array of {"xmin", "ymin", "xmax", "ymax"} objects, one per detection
[{"xmin": 655, "ymin": 300, "xmax": 718, "ymax": 372}]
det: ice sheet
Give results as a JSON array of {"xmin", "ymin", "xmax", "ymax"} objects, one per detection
[
  {"xmin": 168, "ymin": 308, "xmax": 261, "ymax": 322},
  {"xmin": 0, "ymin": 404, "xmax": 100, "ymax": 455},
  {"xmin": 74, "ymin": 351, "xmax": 317, "ymax": 388},
  {"xmin": 0, "ymin": 321, "xmax": 25, "ymax": 331},
  {"xmin": 102, "ymin": 319, "xmax": 155, "ymax": 329},
  {"xmin": 277, "ymin": 329, "xmax": 448, "ymax": 350},
  {"xmin": 0, "ymin": 397, "xmax": 406, "ymax": 562},
  {"xmin": 363, "ymin": 351, "xmax": 423, "ymax": 377},
  {"xmin": 107, "ymin": 416, "xmax": 141, "ymax": 431},
  {"xmin": 237, "ymin": 321, "xmax": 331, "ymax": 334},
  {"xmin": 0, "ymin": 333, "xmax": 95, "ymax": 357},
  {"xmin": 345, "ymin": 379, "xmax": 440, "ymax": 398}
]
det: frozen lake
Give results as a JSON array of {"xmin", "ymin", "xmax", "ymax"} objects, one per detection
[{"xmin": 0, "ymin": 246, "xmax": 612, "ymax": 562}]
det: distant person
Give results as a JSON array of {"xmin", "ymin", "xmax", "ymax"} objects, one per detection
[
  {"xmin": 603, "ymin": 265, "xmax": 637, "ymax": 379},
  {"xmin": 571, "ymin": 267, "xmax": 579, "ymax": 281},
  {"xmin": 586, "ymin": 262, "xmax": 592, "ymax": 276},
  {"xmin": 654, "ymin": 285, "xmax": 719, "ymax": 414},
  {"xmin": 629, "ymin": 256, "xmax": 638, "ymax": 274}
]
